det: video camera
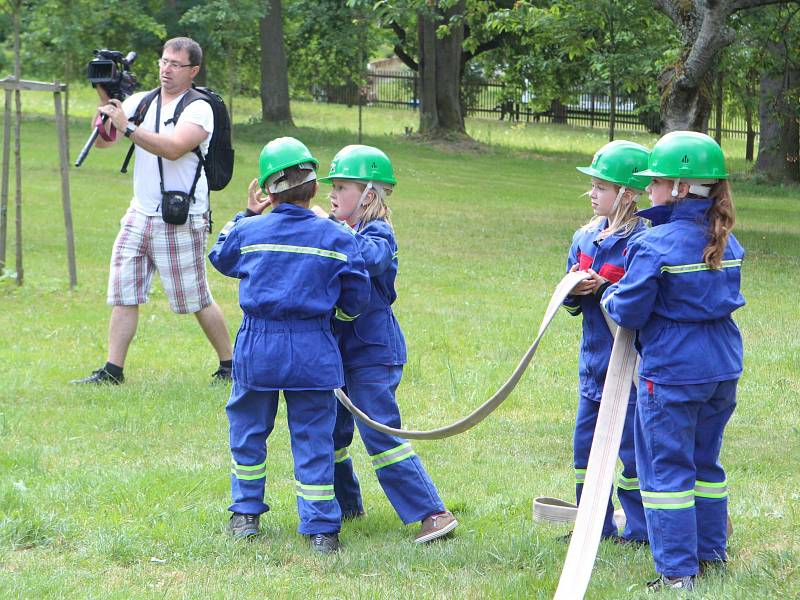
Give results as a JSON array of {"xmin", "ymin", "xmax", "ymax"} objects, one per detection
[
  {"xmin": 75, "ymin": 49, "xmax": 138, "ymax": 167},
  {"xmin": 87, "ymin": 49, "xmax": 138, "ymax": 101}
]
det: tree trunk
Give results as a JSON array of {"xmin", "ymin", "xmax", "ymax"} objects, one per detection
[
  {"xmin": 417, "ymin": 2, "xmax": 465, "ymax": 137},
  {"xmin": 714, "ymin": 70, "xmax": 723, "ymax": 145},
  {"xmin": 655, "ymin": 0, "xmax": 736, "ymax": 133},
  {"xmin": 260, "ymin": 0, "xmax": 293, "ymax": 124},
  {"xmin": 608, "ymin": 77, "xmax": 616, "ymax": 142},
  {"xmin": 754, "ymin": 45, "xmax": 800, "ymax": 183}
]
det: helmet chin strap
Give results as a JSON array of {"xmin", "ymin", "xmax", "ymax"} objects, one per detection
[
  {"xmin": 337, "ymin": 182, "xmax": 374, "ymax": 224},
  {"xmin": 611, "ymin": 186, "xmax": 627, "ymax": 214},
  {"xmin": 671, "ymin": 178, "xmax": 713, "ymax": 198}
]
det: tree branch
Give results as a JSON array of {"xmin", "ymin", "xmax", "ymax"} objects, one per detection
[
  {"xmin": 730, "ymin": 0, "xmax": 795, "ymax": 12},
  {"xmin": 387, "ymin": 20, "xmax": 419, "ymax": 71},
  {"xmin": 460, "ymin": 32, "xmax": 513, "ymax": 67}
]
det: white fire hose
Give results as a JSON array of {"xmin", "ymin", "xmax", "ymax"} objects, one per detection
[{"xmin": 335, "ymin": 271, "xmax": 727, "ymax": 598}]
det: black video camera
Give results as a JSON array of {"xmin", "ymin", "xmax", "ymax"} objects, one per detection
[{"xmin": 87, "ymin": 49, "xmax": 138, "ymax": 101}]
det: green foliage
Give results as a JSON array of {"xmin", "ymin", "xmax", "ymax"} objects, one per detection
[
  {"xmin": 284, "ymin": 0, "xmax": 387, "ymax": 99},
  {"xmin": 179, "ymin": 0, "xmax": 264, "ymax": 96},
  {"xmin": 17, "ymin": 0, "xmax": 166, "ymax": 87}
]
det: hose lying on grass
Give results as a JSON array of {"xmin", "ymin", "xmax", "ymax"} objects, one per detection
[{"xmin": 335, "ymin": 269, "xmax": 591, "ymax": 440}]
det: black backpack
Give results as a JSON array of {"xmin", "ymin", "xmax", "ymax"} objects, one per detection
[{"xmin": 121, "ymin": 85, "xmax": 234, "ymax": 191}]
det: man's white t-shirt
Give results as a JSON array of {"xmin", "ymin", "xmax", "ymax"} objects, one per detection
[{"xmin": 121, "ymin": 90, "xmax": 214, "ymax": 216}]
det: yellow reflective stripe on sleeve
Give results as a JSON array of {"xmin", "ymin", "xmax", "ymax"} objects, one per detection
[
  {"xmin": 564, "ymin": 304, "xmax": 581, "ymax": 315},
  {"xmin": 334, "ymin": 448, "xmax": 351, "ymax": 463},
  {"xmin": 660, "ymin": 259, "xmax": 742, "ymax": 274},
  {"xmin": 392, "ymin": 251, "xmax": 399, "ymax": 261},
  {"xmin": 241, "ymin": 243, "xmax": 348, "ymax": 262}
]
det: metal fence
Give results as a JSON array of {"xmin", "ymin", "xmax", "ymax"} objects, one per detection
[{"xmin": 342, "ymin": 70, "xmax": 757, "ymax": 139}]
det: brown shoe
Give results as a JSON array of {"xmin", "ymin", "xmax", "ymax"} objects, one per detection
[{"xmin": 414, "ymin": 510, "xmax": 458, "ymax": 544}]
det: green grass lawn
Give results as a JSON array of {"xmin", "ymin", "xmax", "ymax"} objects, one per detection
[{"xmin": 0, "ymin": 92, "xmax": 798, "ymax": 599}]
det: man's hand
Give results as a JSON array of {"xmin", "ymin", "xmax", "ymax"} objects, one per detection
[
  {"xmin": 97, "ymin": 99, "xmax": 128, "ymax": 134},
  {"xmin": 247, "ymin": 178, "xmax": 271, "ymax": 215}
]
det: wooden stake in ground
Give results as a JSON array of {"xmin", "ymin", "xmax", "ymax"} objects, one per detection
[{"xmin": 54, "ymin": 80, "xmax": 76, "ymax": 288}]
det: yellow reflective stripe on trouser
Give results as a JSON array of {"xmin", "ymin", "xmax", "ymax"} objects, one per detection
[
  {"xmin": 334, "ymin": 448, "xmax": 351, "ymax": 464},
  {"xmin": 371, "ymin": 442, "xmax": 415, "ymax": 470},
  {"xmin": 641, "ymin": 489, "xmax": 695, "ymax": 509},
  {"xmin": 563, "ymin": 304, "xmax": 581, "ymax": 315},
  {"xmin": 660, "ymin": 259, "xmax": 742, "ymax": 274},
  {"xmin": 231, "ymin": 459, "xmax": 267, "ymax": 480},
  {"xmin": 574, "ymin": 468, "xmax": 586, "ymax": 484},
  {"xmin": 240, "ymin": 243, "xmax": 348, "ymax": 262},
  {"xmin": 295, "ymin": 481, "xmax": 335, "ymax": 501},
  {"xmin": 617, "ymin": 473, "xmax": 640, "ymax": 491},
  {"xmin": 695, "ymin": 479, "xmax": 728, "ymax": 499}
]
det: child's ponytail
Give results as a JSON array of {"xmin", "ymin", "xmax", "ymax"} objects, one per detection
[{"xmin": 703, "ymin": 180, "xmax": 735, "ymax": 269}]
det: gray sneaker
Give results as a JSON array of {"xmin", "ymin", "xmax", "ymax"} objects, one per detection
[
  {"xmin": 646, "ymin": 575, "xmax": 695, "ymax": 592},
  {"xmin": 229, "ymin": 513, "xmax": 259, "ymax": 539}
]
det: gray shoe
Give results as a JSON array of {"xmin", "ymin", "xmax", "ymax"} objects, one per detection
[
  {"xmin": 647, "ymin": 575, "xmax": 695, "ymax": 592},
  {"xmin": 229, "ymin": 513, "xmax": 259, "ymax": 539},
  {"xmin": 309, "ymin": 533, "xmax": 340, "ymax": 554}
]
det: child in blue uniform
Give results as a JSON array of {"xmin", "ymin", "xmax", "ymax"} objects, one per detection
[
  {"xmin": 314, "ymin": 145, "xmax": 458, "ymax": 544},
  {"xmin": 208, "ymin": 137, "xmax": 370, "ymax": 554},
  {"xmin": 601, "ymin": 131, "xmax": 744, "ymax": 591},
  {"xmin": 563, "ymin": 141, "xmax": 649, "ymax": 544}
]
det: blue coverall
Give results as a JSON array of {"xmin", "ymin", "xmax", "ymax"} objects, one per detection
[
  {"xmin": 602, "ymin": 199, "xmax": 745, "ymax": 577},
  {"xmin": 332, "ymin": 219, "xmax": 446, "ymax": 524},
  {"xmin": 209, "ymin": 203, "xmax": 370, "ymax": 535},
  {"xmin": 563, "ymin": 218, "xmax": 648, "ymax": 542}
]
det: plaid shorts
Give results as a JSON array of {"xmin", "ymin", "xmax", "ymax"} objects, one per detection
[{"xmin": 107, "ymin": 208, "xmax": 214, "ymax": 314}]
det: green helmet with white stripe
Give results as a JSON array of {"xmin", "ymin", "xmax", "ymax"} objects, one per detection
[{"xmin": 258, "ymin": 137, "xmax": 319, "ymax": 192}]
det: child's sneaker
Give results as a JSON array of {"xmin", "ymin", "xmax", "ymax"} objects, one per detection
[
  {"xmin": 229, "ymin": 513, "xmax": 259, "ymax": 539},
  {"xmin": 414, "ymin": 510, "xmax": 458, "ymax": 544},
  {"xmin": 309, "ymin": 533, "xmax": 340, "ymax": 554},
  {"xmin": 646, "ymin": 575, "xmax": 695, "ymax": 592}
]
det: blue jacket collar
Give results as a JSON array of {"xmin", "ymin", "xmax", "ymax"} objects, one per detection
[
  {"xmin": 636, "ymin": 199, "xmax": 712, "ymax": 226},
  {"xmin": 272, "ymin": 203, "xmax": 313, "ymax": 216}
]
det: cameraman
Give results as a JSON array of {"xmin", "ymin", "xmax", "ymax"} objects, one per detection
[{"xmin": 72, "ymin": 37, "xmax": 233, "ymax": 385}]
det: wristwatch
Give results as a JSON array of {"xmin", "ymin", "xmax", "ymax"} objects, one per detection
[{"xmin": 124, "ymin": 123, "xmax": 138, "ymax": 138}]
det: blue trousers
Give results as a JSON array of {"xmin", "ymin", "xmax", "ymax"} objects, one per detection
[
  {"xmin": 226, "ymin": 382, "xmax": 341, "ymax": 535},
  {"xmin": 574, "ymin": 392, "xmax": 647, "ymax": 541},
  {"xmin": 333, "ymin": 365, "xmax": 445, "ymax": 524},
  {"xmin": 635, "ymin": 379, "xmax": 737, "ymax": 577}
]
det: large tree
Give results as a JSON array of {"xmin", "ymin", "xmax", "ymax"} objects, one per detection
[
  {"xmin": 365, "ymin": 0, "xmax": 516, "ymax": 138},
  {"xmin": 653, "ymin": 0, "xmax": 791, "ymax": 133}
]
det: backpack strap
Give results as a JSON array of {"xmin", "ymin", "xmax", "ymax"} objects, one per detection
[
  {"xmin": 164, "ymin": 86, "xmax": 208, "ymax": 169},
  {"xmin": 120, "ymin": 87, "xmax": 161, "ymax": 174}
]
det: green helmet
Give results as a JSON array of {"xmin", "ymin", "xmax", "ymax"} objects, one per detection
[
  {"xmin": 576, "ymin": 140, "xmax": 651, "ymax": 191},
  {"xmin": 319, "ymin": 145, "xmax": 397, "ymax": 185},
  {"xmin": 636, "ymin": 131, "xmax": 728, "ymax": 180},
  {"xmin": 258, "ymin": 137, "xmax": 319, "ymax": 190}
]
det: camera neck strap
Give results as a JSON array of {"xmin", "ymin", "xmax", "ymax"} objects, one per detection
[{"xmin": 155, "ymin": 90, "xmax": 203, "ymax": 199}]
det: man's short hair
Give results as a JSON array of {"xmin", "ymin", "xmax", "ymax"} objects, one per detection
[{"xmin": 163, "ymin": 37, "xmax": 203, "ymax": 66}]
